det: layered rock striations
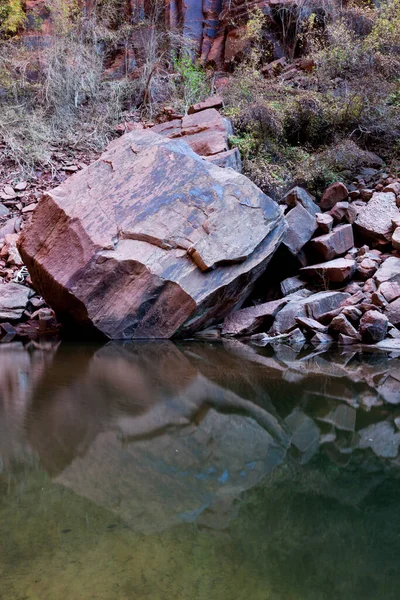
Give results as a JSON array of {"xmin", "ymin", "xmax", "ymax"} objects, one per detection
[{"xmin": 18, "ymin": 130, "xmax": 285, "ymax": 339}]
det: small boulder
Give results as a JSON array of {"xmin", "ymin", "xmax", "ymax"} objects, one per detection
[
  {"xmin": 222, "ymin": 297, "xmax": 288, "ymax": 336},
  {"xmin": 379, "ymin": 281, "xmax": 400, "ymax": 303},
  {"xmin": 320, "ymin": 182, "xmax": 348, "ymax": 211},
  {"xmin": 374, "ymin": 256, "xmax": 400, "ymax": 285},
  {"xmin": 329, "ymin": 201, "xmax": 349, "ymax": 223},
  {"xmin": 354, "ymin": 192, "xmax": 398, "ymax": 244},
  {"xmin": 385, "ymin": 298, "xmax": 400, "ymax": 327},
  {"xmin": 359, "ymin": 309, "xmax": 388, "ymax": 343},
  {"xmin": 330, "ymin": 313, "xmax": 360, "ymax": 339},
  {"xmin": 282, "ymin": 203, "xmax": 317, "ymax": 255},
  {"xmin": 311, "ymin": 224, "xmax": 354, "ymax": 261},
  {"xmin": 392, "ymin": 227, "xmax": 400, "ymax": 250},
  {"xmin": 300, "ymin": 258, "xmax": 356, "ymax": 283},
  {"xmin": 280, "ymin": 276, "xmax": 307, "ymax": 296},
  {"xmin": 188, "ymin": 95, "xmax": 223, "ymax": 114},
  {"xmin": 281, "ymin": 187, "xmax": 319, "ymax": 215},
  {"xmin": 0, "ymin": 282, "xmax": 31, "ymax": 320},
  {"xmin": 316, "ymin": 212, "xmax": 333, "ymax": 233}
]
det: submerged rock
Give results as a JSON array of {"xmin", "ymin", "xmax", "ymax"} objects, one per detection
[{"xmin": 18, "ymin": 131, "xmax": 285, "ymax": 339}]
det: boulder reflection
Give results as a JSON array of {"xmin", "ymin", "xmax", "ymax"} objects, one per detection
[{"xmin": 1, "ymin": 340, "xmax": 400, "ymax": 532}]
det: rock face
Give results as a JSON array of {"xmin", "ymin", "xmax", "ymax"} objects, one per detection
[{"xmin": 18, "ymin": 130, "xmax": 285, "ymax": 339}]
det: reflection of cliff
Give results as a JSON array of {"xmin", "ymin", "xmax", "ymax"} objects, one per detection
[{"xmin": 20, "ymin": 342, "xmax": 289, "ymax": 532}]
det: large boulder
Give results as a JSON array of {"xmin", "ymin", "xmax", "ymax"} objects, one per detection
[{"xmin": 18, "ymin": 131, "xmax": 286, "ymax": 339}]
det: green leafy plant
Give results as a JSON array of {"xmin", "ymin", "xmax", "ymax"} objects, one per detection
[{"xmin": 173, "ymin": 51, "xmax": 209, "ymax": 113}]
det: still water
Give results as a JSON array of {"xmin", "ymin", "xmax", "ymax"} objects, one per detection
[{"xmin": 1, "ymin": 339, "xmax": 400, "ymax": 600}]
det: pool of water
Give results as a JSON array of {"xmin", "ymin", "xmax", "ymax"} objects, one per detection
[{"xmin": 1, "ymin": 339, "xmax": 400, "ymax": 599}]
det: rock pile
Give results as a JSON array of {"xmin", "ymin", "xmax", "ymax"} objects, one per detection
[{"xmin": 221, "ymin": 170, "xmax": 400, "ymax": 349}]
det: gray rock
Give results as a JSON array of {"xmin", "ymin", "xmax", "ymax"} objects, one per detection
[
  {"xmin": 282, "ymin": 203, "xmax": 317, "ymax": 255},
  {"xmin": 271, "ymin": 291, "xmax": 350, "ymax": 334},
  {"xmin": 205, "ymin": 148, "xmax": 242, "ymax": 172},
  {"xmin": 355, "ymin": 192, "xmax": 398, "ymax": 243},
  {"xmin": 281, "ymin": 186, "xmax": 320, "ymax": 215},
  {"xmin": 358, "ymin": 422, "xmax": 400, "ymax": 458},
  {"xmin": 359, "ymin": 310, "xmax": 388, "ymax": 343},
  {"xmin": 280, "ymin": 275, "xmax": 307, "ymax": 296},
  {"xmin": 0, "ymin": 283, "xmax": 31, "ymax": 320},
  {"xmin": 222, "ymin": 297, "xmax": 288, "ymax": 336},
  {"xmin": 375, "ymin": 257, "xmax": 400, "ymax": 285}
]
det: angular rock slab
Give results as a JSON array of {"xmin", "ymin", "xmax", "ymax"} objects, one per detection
[
  {"xmin": 355, "ymin": 192, "xmax": 398, "ymax": 244},
  {"xmin": 0, "ymin": 283, "xmax": 31, "ymax": 320},
  {"xmin": 18, "ymin": 131, "xmax": 286, "ymax": 339}
]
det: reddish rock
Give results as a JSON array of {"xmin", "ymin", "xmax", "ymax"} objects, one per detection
[
  {"xmin": 330, "ymin": 313, "xmax": 360, "ymax": 339},
  {"xmin": 359, "ymin": 310, "xmax": 388, "ymax": 343},
  {"xmin": 152, "ymin": 109, "xmax": 231, "ymax": 157},
  {"xmin": 385, "ymin": 298, "xmax": 400, "ymax": 327},
  {"xmin": 383, "ymin": 182, "xmax": 400, "ymax": 195},
  {"xmin": 392, "ymin": 227, "xmax": 400, "ymax": 250},
  {"xmin": 282, "ymin": 187, "xmax": 319, "ymax": 215},
  {"xmin": 18, "ymin": 130, "xmax": 286, "ymax": 339},
  {"xmin": 316, "ymin": 212, "xmax": 333, "ymax": 233},
  {"xmin": 355, "ymin": 192, "xmax": 399, "ymax": 244},
  {"xmin": 300, "ymin": 258, "xmax": 356, "ymax": 284},
  {"xmin": 360, "ymin": 189, "xmax": 374, "ymax": 201},
  {"xmin": 374, "ymin": 257, "xmax": 400, "ymax": 285},
  {"xmin": 357, "ymin": 257, "xmax": 378, "ymax": 279},
  {"xmin": 329, "ymin": 201, "xmax": 349, "ymax": 223},
  {"xmin": 379, "ymin": 281, "xmax": 400, "ymax": 303},
  {"xmin": 222, "ymin": 297, "xmax": 288, "ymax": 336},
  {"xmin": 283, "ymin": 203, "xmax": 317, "ymax": 255},
  {"xmin": 320, "ymin": 182, "xmax": 348, "ymax": 211},
  {"xmin": 188, "ymin": 95, "xmax": 223, "ymax": 114},
  {"xmin": 346, "ymin": 200, "xmax": 366, "ymax": 225},
  {"xmin": 271, "ymin": 291, "xmax": 349, "ymax": 334},
  {"xmin": 311, "ymin": 224, "xmax": 354, "ymax": 261},
  {"xmin": 296, "ymin": 316, "xmax": 328, "ymax": 334},
  {"xmin": 338, "ymin": 333, "xmax": 360, "ymax": 345}
]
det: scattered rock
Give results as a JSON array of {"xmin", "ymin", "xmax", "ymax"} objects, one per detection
[
  {"xmin": 359, "ymin": 310, "xmax": 388, "ymax": 343},
  {"xmin": 281, "ymin": 186, "xmax": 319, "ymax": 215},
  {"xmin": 358, "ymin": 422, "xmax": 400, "ymax": 458},
  {"xmin": 282, "ymin": 203, "xmax": 317, "ymax": 255},
  {"xmin": 375, "ymin": 257, "xmax": 400, "ymax": 285},
  {"xmin": 311, "ymin": 224, "xmax": 354, "ymax": 261},
  {"xmin": 320, "ymin": 182, "xmax": 348, "ymax": 211},
  {"xmin": 300, "ymin": 258, "xmax": 356, "ymax": 283},
  {"xmin": 222, "ymin": 297, "xmax": 288, "ymax": 336},
  {"xmin": 316, "ymin": 212, "xmax": 333, "ymax": 233},
  {"xmin": 188, "ymin": 95, "xmax": 223, "ymax": 114},
  {"xmin": 330, "ymin": 313, "xmax": 360, "ymax": 339},
  {"xmin": 0, "ymin": 283, "xmax": 31, "ymax": 320},
  {"xmin": 355, "ymin": 192, "xmax": 398, "ymax": 244},
  {"xmin": 385, "ymin": 298, "xmax": 400, "ymax": 327},
  {"xmin": 392, "ymin": 227, "xmax": 400, "ymax": 250},
  {"xmin": 280, "ymin": 275, "xmax": 307, "ymax": 296}
]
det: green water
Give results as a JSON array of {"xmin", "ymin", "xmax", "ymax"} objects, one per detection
[{"xmin": 1, "ymin": 340, "xmax": 400, "ymax": 599}]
